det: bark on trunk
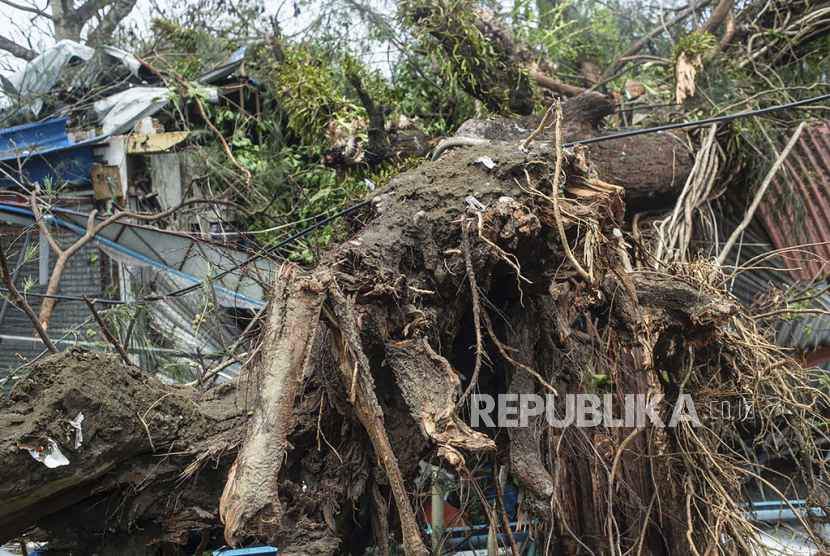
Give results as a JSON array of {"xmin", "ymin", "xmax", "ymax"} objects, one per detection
[{"xmin": 452, "ymin": 95, "xmax": 696, "ymax": 202}]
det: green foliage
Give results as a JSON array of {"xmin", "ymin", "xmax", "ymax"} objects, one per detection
[
  {"xmin": 388, "ymin": 51, "xmax": 478, "ymax": 136},
  {"xmin": 151, "ymin": 18, "xmax": 232, "ymax": 78},
  {"xmin": 512, "ymin": 0, "xmax": 632, "ymax": 74},
  {"xmin": 273, "ymin": 49, "xmax": 362, "ymax": 146},
  {"xmin": 510, "ymin": 0, "xmax": 587, "ymax": 67},
  {"xmin": 401, "ymin": 0, "xmax": 523, "ymax": 114},
  {"xmin": 668, "ymin": 32, "xmax": 716, "ymax": 75}
]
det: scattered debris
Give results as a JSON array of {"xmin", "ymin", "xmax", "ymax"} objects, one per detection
[
  {"xmin": 475, "ymin": 155, "xmax": 496, "ymax": 169},
  {"xmin": 68, "ymin": 413, "xmax": 84, "ymax": 449},
  {"xmin": 24, "ymin": 438, "xmax": 69, "ymax": 468},
  {"xmin": 465, "ymin": 196, "xmax": 486, "ymax": 212}
]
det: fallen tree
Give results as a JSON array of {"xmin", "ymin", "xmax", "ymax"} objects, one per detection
[{"xmin": 2, "ymin": 131, "xmax": 829, "ymax": 555}]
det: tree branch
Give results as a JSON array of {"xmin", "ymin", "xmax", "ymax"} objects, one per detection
[
  {"xmin": 72, "ymin": 0, "xmax": 111, "ymax": 26},
  {"xmin": 603, "ymin": 0, "xmax": 714, "ymax": 80},
  {"xmin": 345, "ymin": 67, "xmax": 389, "ymax": 161},
  {"xmin": 530, "ymin": 70, "xmax": 586, "ymax": 97},
  {"xmin": 0, "ymin": 0, "xmax": 52, "ymax": 19},
  {"xmin": 0, "ymin": 240, "xmax": 58, "ymax": 354},
  {"xmin": 698, "ymin": 0, "xmax": 733, "ymax": 35},
  {"xmin": 30, "ymin": 190, "xmax": 64, "ymax": 257},
  {"xmin": 84, "ymin": 0, "xmax": 138, "ymax": 45},
  {"xmin": 0, "ymin": 34, "xmax": 36, "ymax": 61}
]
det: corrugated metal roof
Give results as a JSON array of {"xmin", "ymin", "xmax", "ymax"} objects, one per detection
[
  {"xmin": 757, "ymin": 122, "xmax": 830, "ymax": 282},
  {"xmin": 0, "ymin": 117, "xmax": 105, "ymax": 187},
  {"xmin": 697, "ymin": 204, "xmax": 830, "ymax": 353},
  {"xmin": 0, "ymin": 201, "xmax": 271, "ymax": 308},
  {"xmin": 0, "ymin": 224, "xmax": 109, "ymax": 371},
  {"xmin": 0, "ymin": 221, "xmax": 250, "ymax": 383}
]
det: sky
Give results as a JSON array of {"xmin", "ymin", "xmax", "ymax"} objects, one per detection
[{"xmin": 0, "ymin": 0, "xmax": 322, "ymax": 75}]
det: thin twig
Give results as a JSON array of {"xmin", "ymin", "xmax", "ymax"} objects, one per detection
[
  {"xmin": 82, "ymin": 294, "xmax": 132, "ymax": 365},
  {"xmin": 521, "ymin": 102, "xmax": 555, "ymax": 151}
]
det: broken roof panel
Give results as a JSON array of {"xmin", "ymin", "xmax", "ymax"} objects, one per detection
[
  {"xmin": 0, "ymin": 40, "xmax": 94, "ymax": 114},
  {"xmin": 94, "ymin": 87, "xmax": 172, "ymax": 136},
  {"xmin": 199, "ymin": 45, "xmax": 248, "ymax": 85},
  {"xmin": 757, "ymin": 121, "xmax": 830, "ymax": 282},
  {"xmin": 0, "ymin": 40, "xmax": 153, "ymax": 115},
  {"xmin": 0, "ymin": 117, "xmax": 105, "ymax": 188}
]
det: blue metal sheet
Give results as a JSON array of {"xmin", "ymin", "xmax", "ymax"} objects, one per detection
[
  {"xmin": 212, "ymin": 547, "xmax": 278, "ymax": 555},
  {"xmin": 0, "ymin": 116, "xmax": 106, "ymax": 187},
  {"xmin": 199, "ymin": 45, "xmax": 248, "ymax": 84}
]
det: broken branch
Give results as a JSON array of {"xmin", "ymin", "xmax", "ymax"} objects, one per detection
[
  {"xmin": 0, "ymin": 240, "xmax": 57, "ymax": 354},
  {"xmin": 82, "ymin": 294, "xmax": 132, "ymax": 365}
]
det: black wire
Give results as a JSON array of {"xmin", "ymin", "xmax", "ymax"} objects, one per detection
[
  {"xmin": 3, "ymin": 91, "xmax": 828, "ymax": 307},
  {"xmin": 562, "ymin": 92, "xmax": 830, "ymax": 148},
  {"xmin": 161, "ymin": 199, "xmax": 371, "ymax": 300},
  {"xmin": 0, "ymin": 288, "xmax": 132, "ymax": 305}
]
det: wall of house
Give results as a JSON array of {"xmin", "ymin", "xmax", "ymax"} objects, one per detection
[{"xmin": 0, "ymin": 223, "xmax": 114, "ymax": 374}]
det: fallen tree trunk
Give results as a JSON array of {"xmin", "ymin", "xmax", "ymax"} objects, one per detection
[
  {"xmin": 452, "ymin": 95, "xmax": 696, "ymax": 201},
  {"xmin": 2, "ymin": 138, "xmax": 829, "ymax": 555}
]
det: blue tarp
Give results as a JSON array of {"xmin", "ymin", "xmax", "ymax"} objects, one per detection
[{"xmin": 0, "ymin": 116, "xmax": 105, "ymax": 188}]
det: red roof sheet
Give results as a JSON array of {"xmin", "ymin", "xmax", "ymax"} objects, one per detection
[{"xmin": 757, "ymin": 122, "xmax": 830, "ymax": 282}]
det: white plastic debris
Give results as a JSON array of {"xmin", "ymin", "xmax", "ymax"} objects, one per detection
[
  {"xmin": 613, "ymin": 228, "xmax": 623, "ymax": 239},
  {"xmin": 465, "ymin": 196, "xmax": 486, "ymax": 212},
  {"xmin": 68, "ymin": 412, "xmax": 84, "ymax": 449},
  {"xmin": 27, "ymin": 438, "xmax": 70, "ymax": 468},
  {"xmin": 498, "ymin": 196, "xmax": 514, "ymax": 204},
  {"xmin": 475, "ymin": 156, "xmax": 496, "ymax": 170},
  {"xmin": 364, "ymin": 179, "xmax": 377, "ymax": 191}
]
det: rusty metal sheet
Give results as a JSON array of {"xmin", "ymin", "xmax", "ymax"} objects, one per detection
[{"xmin": 758, "ymin": 122, "xmax": 830, "ymax": 282}]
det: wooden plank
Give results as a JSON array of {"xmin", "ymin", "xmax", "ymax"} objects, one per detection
[
  {"xmin": 91, "ymin": 166, "xmax": 122, "ymax": 201},
  {"xmin": 126, "ymin": 131, "xmax": 189, "ymax": 154}
]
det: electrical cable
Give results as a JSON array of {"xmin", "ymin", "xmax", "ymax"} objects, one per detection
[{"xmin": 561, "ymin": 92, "xmax": 830, "ymax": 148}]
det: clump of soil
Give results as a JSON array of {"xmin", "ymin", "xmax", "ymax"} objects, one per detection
[{"xmin": 1, "ymin": 348, "xmax": 204, "ymax": 536}]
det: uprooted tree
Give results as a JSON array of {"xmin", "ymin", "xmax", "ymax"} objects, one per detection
[
  {"xmin": 3, "ymin": 125, "xmax": 830, "ymax": 554},
  {"xmin": 2, "ymin": 0, "xmax": 830, "ymax": 553}
]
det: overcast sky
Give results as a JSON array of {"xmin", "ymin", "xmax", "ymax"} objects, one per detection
[{"xmin": 0, "ymin": 0, "xmax": 318, "ymax": 75}]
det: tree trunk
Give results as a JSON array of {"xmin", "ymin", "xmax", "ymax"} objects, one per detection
[
  {"xmin": 2, "ymin": 139, "xmax": 828, "ymax": 555},
  {"xmin": 452, "ymin": 93, "xmax": 696, "ymax": 203}
]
